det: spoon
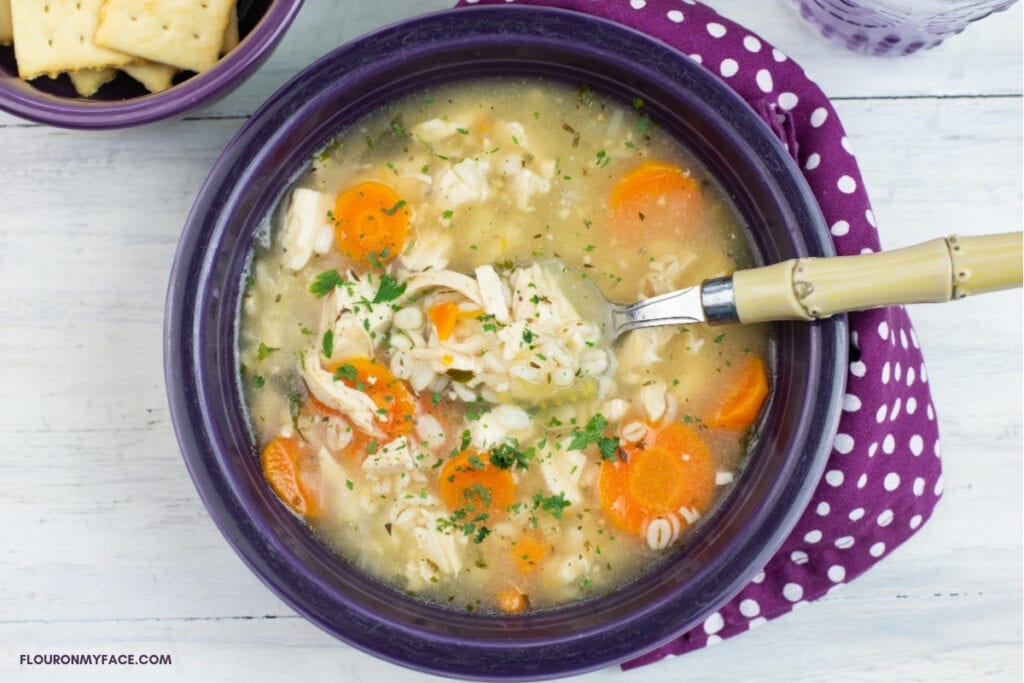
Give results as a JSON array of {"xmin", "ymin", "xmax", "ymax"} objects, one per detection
[{"xmin": 546, "ymin": 232, "xmax": 1022, "ymax": 340}]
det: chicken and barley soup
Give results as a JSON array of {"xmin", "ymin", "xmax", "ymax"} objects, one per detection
[{"xmin": 239, "ymin": 78, "xmax": 770, "ymax": 614}]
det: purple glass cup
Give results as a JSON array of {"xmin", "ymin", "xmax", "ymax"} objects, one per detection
[
  {"xmin": 790, "ymin": 0, "xmax": 1018, "ymax": 55},
  {"xmin": 165, "ymin": 6, "xmax": 847, "ymax": 679},
  {"xmin": 0, "ymin": 0, "xmax": 304, "ymax": 129}
]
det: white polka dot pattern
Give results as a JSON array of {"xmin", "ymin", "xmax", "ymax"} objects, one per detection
[{"xmin": 703, "ymin": 611, "xmax": 724, "ymax": 634}]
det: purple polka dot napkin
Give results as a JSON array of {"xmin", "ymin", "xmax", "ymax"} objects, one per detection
[{"xmin": 459, "ymin": 0, "xmax": 944, "ymax": 667}]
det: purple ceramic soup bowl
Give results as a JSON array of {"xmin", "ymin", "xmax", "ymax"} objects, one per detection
[
  {"xmin": 0, "ymin": 0, "xmax": 303, "ymax": 129},
  {"xmin": 165, "ymin": 6, "xmax": 846, "ymax": 680}
]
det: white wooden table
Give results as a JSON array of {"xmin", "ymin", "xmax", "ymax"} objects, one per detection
[{"xmin": 1, "ymin": 1, "xmax": 1020, "ymax": 681}]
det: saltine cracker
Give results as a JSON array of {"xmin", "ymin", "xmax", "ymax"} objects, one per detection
[
  {"xmin": 69, "ymin": 67, "xmax": 118, "ymax": 97},
  {"xmin": 10, "ymin": 0, "xmax": 135, "ymax": 79},
  {"xmin": 123, "ymin": 61, "xmax": 178, "ymax": 93},
  {"xmin": 0, "ymin": 0, "xmax": 13, "ymax": 47},
  {"xmin": 95, "ymin": 0, "xmax": 235, "ymax": 74}
]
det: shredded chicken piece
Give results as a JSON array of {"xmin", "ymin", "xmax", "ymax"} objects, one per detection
[
  {"xmin": 399, "ymin": 228, "xmax": 453, "ymax": 272},
  {"xmin": 435, "ymin": 158, "xmax": 490, "ymax": 209},
  {"xmin": 412, "ymin": 118, "xmax": 465, "ymax": 143},
  {"xmin": 539, "ymin": 445, "xmax": 588, "ymax": 505},
  {"xmin": 325, "ymin": 271, "xmax": 396, "ymax": 356},
  {"xmin": 361, "ymin": 437, "xmax": 419, "ymax": 475},
  {"xmin": 281, "ymin": 188, "xmax": 327, "ymax": 271},
  {"xmin": 403, "ymin": 270, "xmax": 483, "ymax": 305},
  {"xmin": 301, "ymin": 352, "xmax": 382, "ymax": 437},
  {"xmin": 474, "ymin": 264, "xmax": 511, "ymax": 323},
  {"xmin": 387, "ymin": 505, "xmax": 466, "ymax": 587}
]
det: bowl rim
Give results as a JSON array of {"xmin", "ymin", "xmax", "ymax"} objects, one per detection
[
  {"xmin": 0, "ymin": 0, "xmax": 305, "ymax": 129},
  {"xmin": 165, "ymin": 5, "xmax": 848, "ymax": 680}
]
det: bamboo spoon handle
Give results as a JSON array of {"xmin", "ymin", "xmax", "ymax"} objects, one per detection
[{"xmin": 730, "ymin": 232, "xmax": 1023, "ymax": 324}]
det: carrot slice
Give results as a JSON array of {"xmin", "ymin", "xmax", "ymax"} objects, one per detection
[
  {"xmin": 511, "ymin": 533, "xmax": 549, "ymax": 574},
  {"xmin": 439, "ymin": 449, "xmax": 515, "ymax": 514},
  {"xmin": 708, "ymin": 356, "xmax": 769, "ymax": 431},
  {"xmin": 332, "ymin": 181, "xmax": 410, "ymax": 264},
  {"xmin": 313, "ymin": 357, "xmax": 415, "ymax": 462},
  {"xmin": 497, "ymin": 586, "xmax": 530, "ymax": 613},
  {"xmin": 598, "ymin": 422, "xmax": 715, "ymax": 535},
  {"xmin": 261, "ymin": 435, "xmax": 319, "ymax": 517},
  {"xmin": 428, "ymin": 300, "xmax": 460, "ymax": 341},
  {"xmin": 608, "ymin": 160, "xmax": 703, "ymax": 243}
]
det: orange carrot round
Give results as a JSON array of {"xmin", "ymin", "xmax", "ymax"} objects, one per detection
[
  {"xmin": 708, "ymin": 356, "xmax": 770, "ymax": 431},
  {"xmin": 261, "ymin": 435, "xmax": 319, "ymax": 517},
  {"xmin": 598, "ymin": 422, "xmax": 715, "ymax": 535},
  {"xmin": 428, "ymin": 300, "xmax": 460, "ymax": 341},
  {"xmin": 439, "ymin": 449, "xmax": 515, "ymax": 514},
  {"xmin": 332, "ymin": 181, "xmax": 410, "ymax": 264},
  {"xmin": 496, "ymin": 586, "xmax": 530, "ymax": 613},
  {"xmin": 608, "ymin": 160, "xmax": 703, "ymax": 243},
  {"xmin": 511, "ymin": 533, "xmax": 549, "ymax": 574}
]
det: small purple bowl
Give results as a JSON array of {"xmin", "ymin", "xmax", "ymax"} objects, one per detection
[
  {"xmin": 165, "ymin": 6, "xmax": 846, "ymax": 680},
  {"xmin": 0, "ymin": 0, "xmax": 303, "ymax": 129}
]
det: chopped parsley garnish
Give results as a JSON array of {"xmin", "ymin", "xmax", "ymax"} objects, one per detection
[
  {"xmin": 345, "ymin": 479, "xmax": 354, "ymax": 491},
  {"xmin": 321, "ymin": 330, "xmax": 334, "ymax": 358},
  {"xmin": 467, "ymin": 484, "xmax": 492, "ymax": 511},
  {"xmin": 465, "ymin": 404, "xmax": 489, "ymax": 422},
  {"xmin": 381, "ymin": 199, "xmax": 407, "ymax": 216},
  {"xmin": 334, "ymin": 363, "xmax": 359, "ymax": 382},
  {"xmin": 256, "ymin": 342, "xmax": 278, "ymax": 361},
  {"xmin": 636, "ymin": 115, "xmax": 651, "ymax": 136},
  {"xmin": 489, "ymin": 439, "xmax": 534, "ymax": 470},
  {"xmin": 373, "ymin": 274, "xmax": 407, "ymax": 303},
  {"xmin": 310, "ymin": 269, "xmax": 345, "ymax": 298},
  {"xmin": 366, "ymin": 248, "xmax": 390, "ymax": 269},
  {"xmin": 287, "ymin": 392, "xmax": 304, "ymax": 439},
  {"xmin": 476, "ymin": 313, "xmax": 499, "ymax": 332},
  {"xmin": 568, "ymin": 413, "xmax": 621, "ymax": 462},
  {"xmin": 437, "ymin": 504, "xmax": 492, "ymax": 544},
  {"xmin": 442, "ymin": 209, "xmax": 454, "ymax": 220},
  {"xmin": 532, "ymin": 491, "xmax": 571, "ymax": 520},
  {"xmin": 252, "ymin": 374, "xmax": 265, "ymax": 389}
]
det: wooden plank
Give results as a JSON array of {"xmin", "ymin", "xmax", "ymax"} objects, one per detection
[
  {"xmin": 0, "ymin": 4, "xmax": 1020, "ymax": 679},
  {"xmin": 1, "ymin": 1, "xmax": 1020, "ymax": 128}
]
